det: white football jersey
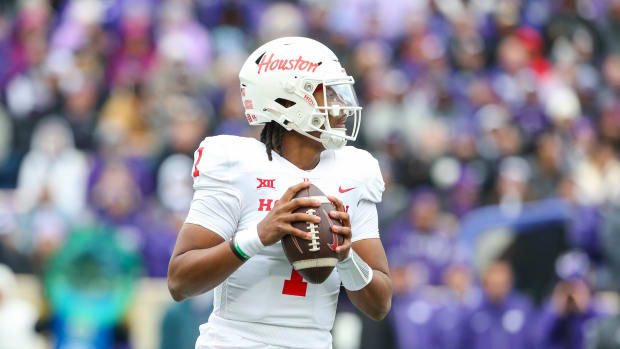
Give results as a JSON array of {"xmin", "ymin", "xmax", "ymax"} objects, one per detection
[{"xmin": 185, "ymin": 135, "xmax": 384, "ymax": 348}]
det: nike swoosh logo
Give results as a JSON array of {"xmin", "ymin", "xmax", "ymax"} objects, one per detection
[{"xmin": 338, "ymin": 186, "xmax": 355, "ymax": 193}]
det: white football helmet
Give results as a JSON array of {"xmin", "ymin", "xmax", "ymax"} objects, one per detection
[{"xmin": 239, "ymin": 37, "xmax": 361, "ymax": 149}]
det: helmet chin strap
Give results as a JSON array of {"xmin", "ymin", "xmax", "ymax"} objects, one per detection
[{"xmin": 320, "ymin": 128, "xmax": 347, "ymax": 149}]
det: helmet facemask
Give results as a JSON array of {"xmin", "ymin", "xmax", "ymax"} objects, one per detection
[{"xmin": 290, "ymin": 77, "xmax": 362, "ymax": 150}]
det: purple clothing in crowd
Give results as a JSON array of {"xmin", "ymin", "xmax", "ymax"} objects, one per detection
[
  {"xmin": 568, "ymin": 205, "xmax": 603, "ymax": 262},
  {"xmin": 536, "ymin": 302, "xmax": 599, "ymax": 349},
  {"xmin": 386, "ymin": 217, "xmax": 466, "ymax": 287},
  {"xmin": 462, "ymin": 292, "xmax": 537, "ymax": 349},
  {"xmin": 391, "ymin": 289, "xmax": 466, "ymax": 349}
]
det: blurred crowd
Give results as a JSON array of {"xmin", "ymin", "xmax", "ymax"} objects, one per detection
[{"xmin": 1, "ymin": 0, "xmax": 620, "ymax": 348}]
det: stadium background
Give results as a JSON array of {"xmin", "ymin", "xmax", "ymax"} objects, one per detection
[{"xmin": 1, "ymin": 0, "xmax": 620, "ymax": 348}]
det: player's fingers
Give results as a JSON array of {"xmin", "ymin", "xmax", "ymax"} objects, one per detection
[
  {"xmin": 285, "ymin": 197, "xmax": 322, "ymax": 211},
  {"xmin": 327, "ymin": 195, "xmax": 345, "ymax": 212},
  {"xmin": 280, "ymin": 225, "xmax": 313, "ymax": 240},
  {"xmin": 331, "ymin": 224, "xmax": 352, "ymax": 239},
  {"xmin": 329, "ymin": 211, "xmax": 350, "ymax": 226},
  {"xmin": 336, "ymin": 239, "xmax": 352, "ymax": 253},
  {"xmin": 285, "ymin": 213, "xmax": 321, "ymax": 223},
  {"xmin": 279, "ymin": 182, "xmax": 311, "ymax": 203}
]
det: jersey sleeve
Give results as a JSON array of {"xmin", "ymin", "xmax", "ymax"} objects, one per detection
[
  {"xmin": 351, "ymin": 200, "xmax": 380, "ymax": 242},
  {"xmin": 351, "ymin": 150, "xmax": 384, "ymax": 241},
  {"xmin": 184, "ymin": 137, "xmax": 242, "ymax": 240},
  {"xmin": 360, "ymin": 154, "xmax": 385, "ymax": 204}
]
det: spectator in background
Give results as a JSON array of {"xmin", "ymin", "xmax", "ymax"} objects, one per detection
[
  {"xmin": 446, "ymin": 167, "xmax": 482, "ymax": 218},
  {"xmin": 493, "ymin": 156, "xmax": 533, "ymax": 217},
  {"xmin": 160, "ymin": 291, "xmax": 213, "ymax": 349},
  {"xmin": 567, "ymin": 203, "xmax": 603, "ymax": 263},
  {"xmin": 602, "ymin": 53, "xmax": 620, "ymax": 98},
  {"xmin": 543, "ymin": 86, "xmax": 586, "ymax": 163},
  {"xmin": 462, "ymin": 260, "xmax": 536, "ymax": 349},
  {"xmin": 0, "ymin": 106, "xmax": 20, "ymax": 188},
  {"xmin": 88, "ymin": 155, "xmax": 170, "ymax": 277},
  {"xmin": 97, "ymin": 85, "xmax": 156, "ymax": 157},
  {"xmin": 602, "ymin": 201, "xmax": 620, "ymax": 287},
  {"xmin": 257, "ymin": 2, "xmax": 305, "ymax": 43},
  {"xmin": 0, "ymin": 191, "xmax": 31, "ymax": 273},
  {"xmin": 572, "ymin": 141, "xmax": 620, "ymax": 206},
  {"xmin": 528, "ymin": 132, "xmax": 565, "ymax": 199},
  {"xmin": 431, "ymin": 264, "xmax": 478, "ymax": 349},
  {"xmin": 14, "ymin": 117, "xmax": 88, "ymax": 271},
  {"xmin": 142, "ymin": 154, "xmax": 194, "ymax": 277},
  {"xmin": 0, "ymin": 264, "xmax": 40, "ymax": 349},
  {"xmin": 3, "ymin": 0, "xmax": 58, "ymax": 157},
  {"xmin": 475, "ymin": 104, "xmax": 523, "ymax": 162},
  {"xmin": 89, "ymin": 158, "xmax": 145, "ymax": 227},
  {"xmin": 106, "ymin": 2, "xmax": 155, "ymax": 88},
  {"xmin": 537, "ymin": 251, "xmax": 600, "ymax": 349},
  {"xmin": 327, "ymin": 0, "xmax": 419, "ymax": 41},
  {"xmin": 156, "ymin": 1, "xmax": 212, "ymax": 74},
  {"xmin": 15, "ymin": 117, "xmax": 88, "ymax": 218},
  {"xmin": 599, "ymin": 0, "xmax": 620, "ymax": 54},
  {"xmin": 49, "ymin": 0, "xmax": 106, "ymax": 53},
  {"xmin": 153, "ymin": 95, "xmax": 210, "ymax": 167},
  {"xmin": 597, "ymin": 100, "xmax": 620, "ymax": 150},
  {"xmin": 387, "ymin": 188, "xmax": 467, "ymax": 349},
  {"xmin": 60, "ymin": 75, "xmax": 102, "ymax": 151},
  {"xmin": 2, "ymin": 0, "xmax": 52, "ymax": 95},
  {"xmin": 387, "ymin": 189, "xmax": 464, "ymax": 295},
  {"xmin": 0, "ymin": 11, "xmax": 11, "ymax": 87},
  {"xmin": 374, "ymin": 154, "xmax": 409, "ymax": 232},
  {"xmin": 544, "ymin": 0, "xmax": 602, "ymax": 65}
]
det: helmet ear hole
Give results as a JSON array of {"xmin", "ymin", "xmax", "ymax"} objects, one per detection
[
  {"xmin": 311, "ymin": 116, "xmax": 324, "ymax": 128},
  {"xmin": 275, "ymin": 98, "xmax": 296, "ymax": 108}
]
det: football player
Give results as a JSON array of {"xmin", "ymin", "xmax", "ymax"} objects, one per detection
[{"xmin": 168, "ymin": 37, "xmax": 392, "ymax": 349}]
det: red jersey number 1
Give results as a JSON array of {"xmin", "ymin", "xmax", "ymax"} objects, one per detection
[
  {"xmin": 282, "ymin": 269, "xmax": 307, "ymax": 297},
  {"xmin": 193, "ymin": 147, "xmax": 205, "ymax": 177}
]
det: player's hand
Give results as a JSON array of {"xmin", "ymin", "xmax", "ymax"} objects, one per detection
[
  {"xmin": 327, "ymin": 195, "xmax": 352, "ymax": 261},
  {"xmin": 257, "ymin": 182, "xmax": 321, "ymax": 246}
]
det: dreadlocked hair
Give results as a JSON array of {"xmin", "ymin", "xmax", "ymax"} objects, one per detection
[{"xmin": 260, "ymin": 121, "xmax": 286, "ymax": 161}]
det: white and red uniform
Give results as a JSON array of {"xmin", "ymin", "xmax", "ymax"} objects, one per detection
[{"xmin": 185, "ymin": 135, "xmax": 384, "ymax": 349}]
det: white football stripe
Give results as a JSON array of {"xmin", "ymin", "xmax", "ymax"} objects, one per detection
[
  {"xmin": 293, "ymin": 258, "xmax": 339, "ymax": 270},
  {"xmin": 307, "ymin": 195, "xmax": 330, "ymax": 204}
]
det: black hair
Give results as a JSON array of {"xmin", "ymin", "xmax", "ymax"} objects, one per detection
[{"xmin": 260, "ymin": 121, "xmax": 287, "ymax": 161}]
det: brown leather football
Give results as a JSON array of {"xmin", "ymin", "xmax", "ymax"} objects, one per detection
[{"xmin": 281, "ymin": 183, "xmax": 344, "ymax": 284}]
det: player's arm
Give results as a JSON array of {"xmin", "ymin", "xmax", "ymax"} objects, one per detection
[
  {"xmin": 344, "ymin": 239, "xmax": 392, "ymax": 321},
  {"xmin": 167, "ymin": 224, "xmax": 243, "ymax": 301},
  {"xmin": 168, "ymin": 182, "xmax": 319, "ymax": 302},
  {"xmin": 328, "ymin": 197, "xmax": 392, "ymax": 320}
]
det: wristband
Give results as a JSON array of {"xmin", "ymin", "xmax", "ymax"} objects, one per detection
[
  {"xmin": 229, "ymin": 238, "xmax": 248, "ymax": 261},
  {"xmin": 233, "ymin": 224, "xmax": 265, "ymax": 260},
  {"xmin": 336, "ymin": 249, "xmax": 374, "ymax": 291}
]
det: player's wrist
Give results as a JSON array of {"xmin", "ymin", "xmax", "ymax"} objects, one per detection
[
  {"xmin": 336, "ymin": 249, "xmax": 373, "ymax": 291},
  {"xmin": 232, "ymin": 223, "xmax": 265, "ymax": 260},
  {"xmin": 338, "ymin": 249, "xmax": 351, "ymax": 262},
  {"xmin": 229, "ymin": 238, "xmax": 248, "ymax": 261}
]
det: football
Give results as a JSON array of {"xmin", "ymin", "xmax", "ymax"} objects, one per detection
[{"xmin": 281, "ymin": 183, "xmax": 344, "ymax": 284}]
